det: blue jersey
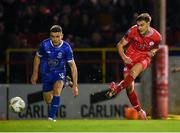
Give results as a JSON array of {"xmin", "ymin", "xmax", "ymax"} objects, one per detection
[{"xmin": 37, "ymin": 38, "xmax": 73, "ymax": 78}]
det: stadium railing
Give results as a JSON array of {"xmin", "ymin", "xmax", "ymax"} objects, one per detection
[{"xmin": 6, "ymin": 48, "xmax": 124, "ymax": 83}]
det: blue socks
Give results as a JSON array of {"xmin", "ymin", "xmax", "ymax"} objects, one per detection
[{"xmin": 48, "ymin": 96, "xmax": 60, "ymax": 119}]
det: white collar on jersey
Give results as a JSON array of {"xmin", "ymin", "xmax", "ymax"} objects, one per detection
[{"xmin": 50, "ymin": 40, "xmax": 63, "ymax": 48}]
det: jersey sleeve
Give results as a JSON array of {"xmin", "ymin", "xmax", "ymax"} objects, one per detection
[
  {"xmin": 123, "ymin": 28, "xmax": 134, "ymax": 43},
  {"xmin": 36, "ymin": 42, "xmax": 44, "ymax": 57},
  {"xmin": 153, "ymin": 33, "xmax": 162, "ymax": 48},
  {"xmin": 66, "ymin": 45, "xmax": 74, "ymax": 62},
  {"xmin": 156, "ymin": 35, "xmax": 162, "ymax": 45}
]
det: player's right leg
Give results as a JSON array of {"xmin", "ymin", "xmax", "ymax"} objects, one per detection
[
  {"xmin": 42, "ymin": 83, "xmax": 57, "ymax": 121},
  {"xmin": 105, "ymin": 81, "xmax": 122, "ymax": 98},
  {"xmin": 43, "ymin": 91, "xmax": 53, "ymax": 104},
  {"xmin": 106, "ymin": 63, "xmax": 144, "ymax": 97},
  {"xmin": 48, "ymin": 80, "xmax": 64, "ymax": 121},
  {"xmin": 43, "ymin": 91, "xmax": 58, "ymax": 121}
]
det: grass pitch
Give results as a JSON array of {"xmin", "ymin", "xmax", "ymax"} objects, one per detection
[{"xmin": 0, "ymin": 119, "xmax": 180, "ymax": 132}]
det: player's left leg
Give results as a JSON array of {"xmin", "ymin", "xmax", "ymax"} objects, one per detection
[
  {"xmin": 48, "ymin": 80, "xmax": 64, "ymax": 121},
  {"xmin": 107, "ymin": 63, "xmax": 144, "ymax": 96},
  {"xmin": 125, "ymin": 82, "xmax": 147, "ymax": 119}
]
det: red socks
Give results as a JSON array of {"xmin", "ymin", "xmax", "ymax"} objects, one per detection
[
  {"xmin": 117, "ymin": 74, "xmax": 135, "ymax": 91},
  {"xmin": 127, "ymin": 90, "xmax": 141, "ymax": 111},
  {"xmin": 123, "ymin": 74, "xmax": 135, "ymax": 88},
  {"xmin": 116, "ymin": 74, "xmax": 141, "ymax": 111}
]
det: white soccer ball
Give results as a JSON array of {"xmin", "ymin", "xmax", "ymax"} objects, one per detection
[{"xmin": 9, "ymin": 97, "xmax": 25, "ymax": 113}]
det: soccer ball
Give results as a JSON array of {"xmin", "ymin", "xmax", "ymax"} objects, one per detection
[{"xmin": 9, "ymin": 97, "xmax": 25, "ymax": 113}]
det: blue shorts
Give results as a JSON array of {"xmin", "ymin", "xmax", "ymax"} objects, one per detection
[{"xmin": 41, "ymin": 72, "xmax": 66, "ymax": 92}]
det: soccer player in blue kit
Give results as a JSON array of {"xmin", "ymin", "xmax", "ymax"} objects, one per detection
[{"xmin": 31, "ymin": 25, "xmax": 78, "ymax": 121}]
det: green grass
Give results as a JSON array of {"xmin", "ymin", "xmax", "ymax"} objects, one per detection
[{"xmin": 0, "ymin": 120, "xmax": 180, "ymax": 132}]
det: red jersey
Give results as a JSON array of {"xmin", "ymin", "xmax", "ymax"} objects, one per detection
[{"xmin": 123, "ymin": 25, "xmax": 162, "ymax": 65}]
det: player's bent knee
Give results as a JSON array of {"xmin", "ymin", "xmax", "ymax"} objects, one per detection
[
  {"xmin": 43, "ymin": 96, "xmax": 52, "ymax": 104},
  {"xmin": 129, "ymin": 70, "xmax": 137, "ymax": 77},
  {"xmin": 43, "ymin": 92, "xmax": 53, "ymax": 104},
  {"xmin": 53, "ymin": 90, "xmax": 61, "ymax": 96},
  {"xmin": 44, "ymin": 100, "xmax": 51, "ymax": 104},
  {"xmin": 53, "ymin": 86, "xmax": 63, "ymax": 96},
  {"xmin": 53, "ymin": 81, "xmax": 64, "ymax": 95},
  {"xmin": 126, "ymin": 87, "xmax": 134, "ymax": 93}
]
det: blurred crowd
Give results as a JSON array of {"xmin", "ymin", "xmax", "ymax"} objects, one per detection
[
  {"xmin": 0, "ymin": 0, "xmax": 180, "ymax": 83},
  {"xmin": 0, "ymin": 1, "xmax": 154, "ymax": 56},
  {"xmin": 0, "ymin": 0, "xmax": 179, "ymax": 48},
  {"xmin": 0, "ymin": 0, "xmax": 180, "ymax": 55}
]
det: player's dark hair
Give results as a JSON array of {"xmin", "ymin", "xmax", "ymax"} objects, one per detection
[
  {"xmin": 136, "ymin": 13, "xmax": 152, "ymax": 23},
  {"xmin": 50, "ymin": 25, "xmax": 62, "ymax": 32}
]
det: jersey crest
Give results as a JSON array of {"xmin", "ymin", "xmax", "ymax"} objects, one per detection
[
  {"xmin": 37, "ymin": 39, "xmax": 73, "ymax": 74},
  {"xmin": 57, "ymin": 52, "xmax": 62, "ymax": 59},
  {"xmin": 149, "ymin": 41, "xmax": 154, "ymax": 46}
]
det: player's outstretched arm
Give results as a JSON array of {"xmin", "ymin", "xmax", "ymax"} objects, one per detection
[
  {"xmin": 31, "ymin": 55, "xmax": 40, "ymax": 84},
  {"xmin": 68, "ymin": 60, "xmax": 78, "ymax": 97}
]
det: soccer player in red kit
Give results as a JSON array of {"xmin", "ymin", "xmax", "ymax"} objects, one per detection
[{"xmin": 106, "ymin": 13, "xmax": 162, "ymax": 119}]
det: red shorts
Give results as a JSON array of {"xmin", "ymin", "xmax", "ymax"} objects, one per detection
[{"xmin": 123, "ymin": 56, "xmax": 151, "ymax": 74}]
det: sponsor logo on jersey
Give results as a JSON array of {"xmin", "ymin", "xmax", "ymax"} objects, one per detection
[{"xmin": 47, "ymin": 59, "xmax": 59, "ymax": 67}]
